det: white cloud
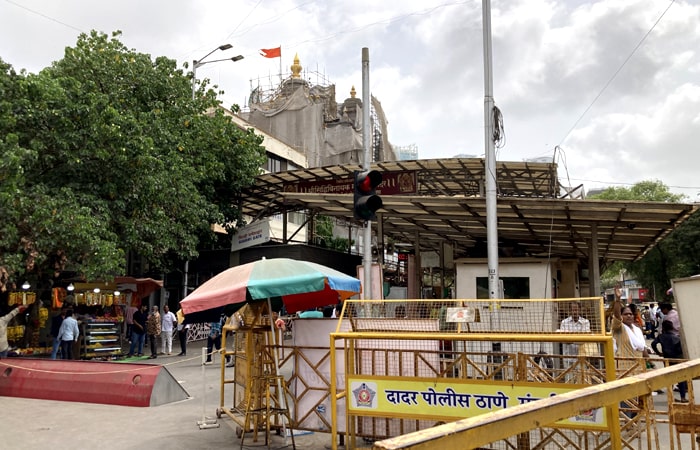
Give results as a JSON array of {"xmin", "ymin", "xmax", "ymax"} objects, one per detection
[{"xmin": 1, "ymin": 0, "xmax": 699, "ymax": 197}]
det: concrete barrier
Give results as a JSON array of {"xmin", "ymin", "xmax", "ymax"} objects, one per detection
[{"xmin": 0, "ymin": 358, "xmax": 189, "ymax": 407}]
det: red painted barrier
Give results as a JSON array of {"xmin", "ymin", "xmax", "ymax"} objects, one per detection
[{"xmin": 0, "ymin": 358, "xmax": 187, "ymax": 407}]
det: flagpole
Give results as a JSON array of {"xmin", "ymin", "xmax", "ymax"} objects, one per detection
[{"xmin": 279, "ymin": 45, "xmax": 283, "ymax": 83}]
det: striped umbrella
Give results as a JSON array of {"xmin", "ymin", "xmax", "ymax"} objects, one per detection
[{"xmin": 179, "ymin": 257, "xmax": 361, "ymax": 319}]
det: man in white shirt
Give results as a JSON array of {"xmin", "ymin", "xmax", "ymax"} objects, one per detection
[
  {"xmin": 160, "ymin": 305, "xmax": 178, "ymax": 355},
  {"xmin": 56, "ymin": 309, "xmax": 80, "ymax": 360},
  {"xmin": 560, "ymin": 302, "xmax": 591, "ymax": 354},
  {"xmin": 559, "ymin": 302, "xmax": 591, "ymax": 381}
]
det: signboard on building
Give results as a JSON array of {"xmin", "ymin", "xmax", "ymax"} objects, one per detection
[
  {"xmin": 284, "ymin": 170, "xmax": 417, "ymax": 195},
  {"xmin": 231, "ymin": 219, "xmax": 271, "ymax": 252}
]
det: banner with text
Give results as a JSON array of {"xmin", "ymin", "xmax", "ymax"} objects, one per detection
[{"xmin": 347, "ymin": 376, "xmax": 607, "ymax": 430}]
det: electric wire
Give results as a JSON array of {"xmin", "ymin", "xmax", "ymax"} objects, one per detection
[
  {"xmin": 557, "ymin": 0, "xmax": 676, "ymax": 148},
  {"xmin": 3, "ymin": 0, "xmax": 84, "ymax": 33}
]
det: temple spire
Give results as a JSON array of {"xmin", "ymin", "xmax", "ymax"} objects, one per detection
[{"xmin": 291, "ymin": 53, "xmax": 302, "ymax": 79}]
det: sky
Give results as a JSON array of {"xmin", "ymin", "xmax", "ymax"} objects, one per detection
[{"xmin": 2, "ymin": 0, "xmax": 699, "ymax": 200}]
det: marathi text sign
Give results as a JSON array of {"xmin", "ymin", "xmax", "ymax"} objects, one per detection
[
  {"xmin": 231, "ymin": 219, "xmax": 271, "ymax": 252},
  {"xmin": 347, "ymin": 376, "xmax": 607, "ymax": 430},
  {"xmin": 284, "ymin": 170, "xmax": 417, "ymax": 195}
]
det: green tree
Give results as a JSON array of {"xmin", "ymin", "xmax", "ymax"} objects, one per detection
[
  {"xmin": 0, "ymin": 31, "xmax": 265, "ymax": 290},
  {"xmin": 589, "ymin": 180, "xmax": 685, "ymax": 202},
  {"xmin": 589, "ymin": 180, "xmax": 695, "ymax": 299},
  {"xmin": 315, "ymin": 215, "xmax": 352, "ymax": 253}
]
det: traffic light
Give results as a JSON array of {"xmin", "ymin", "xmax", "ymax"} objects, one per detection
[{"xmin": 353, "ymin": 170, "xmax": 383, "ymax": 221}]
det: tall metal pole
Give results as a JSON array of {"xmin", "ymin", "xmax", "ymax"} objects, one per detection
[
  {"xmin": 192, "ymin": 61, "xmax": 198, "ymax": 100},
  {"xmin": 483, "ymin": 0, "xmax": 499, "ymax": 302},
  {"xmin": 362, "ymin": 47, "xmax": 372, "ymax": 301}
]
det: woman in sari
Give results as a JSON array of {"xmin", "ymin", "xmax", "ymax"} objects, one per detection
[{"xmin": 611, "ymin": 287, "xmax": 649, "ymax": 423}]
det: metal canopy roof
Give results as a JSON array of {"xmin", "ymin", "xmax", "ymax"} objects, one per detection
[{"xmin": 240, "ymin": 158, "xmax": 697, "ymax": 263}]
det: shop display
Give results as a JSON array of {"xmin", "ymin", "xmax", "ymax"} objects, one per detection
[
  {"xmin": 81, "ymin": 321, "xmax": 122, "ymax": 359},
  {"xmin": 8, "ymin": 291, "xmax": 37, "ymax": 306}
]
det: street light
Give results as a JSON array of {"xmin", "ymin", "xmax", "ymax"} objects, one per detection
[
  {"xmin": 21, "ymin": 281, "xmax": 30, "ymax": 306},
  {"xmin": 192, "ymin": 44, "xmax": 244, "ymax": 100}
]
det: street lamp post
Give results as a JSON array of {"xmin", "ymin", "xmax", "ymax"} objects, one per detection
[
  {"xmin": 21, "ymin": 281, "xmax": 30, "ymax": 306},
  {"xmin": 191, "ymin": 44, "xmax": 244, "ymax": 100}
]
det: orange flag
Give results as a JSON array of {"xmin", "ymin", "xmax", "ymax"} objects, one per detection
[{"xmin": 260, "ymin": 47, "xmax": 281, "ymax": 58}]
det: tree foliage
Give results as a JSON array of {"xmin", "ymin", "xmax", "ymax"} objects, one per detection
[
  {"xmin": 589, "ymin": 180, "xmax": 698, "ymax": 299},
  {"xmin": 589, "ymin": 180, "xmax": 685, "ymax": 202},
  {"xmin": 0, "ymin": 31, "xmax": 265, "ymax": 290},
  {"xmin": 315, "ymin": 215, "xmax": 352, "ymax": 253}
]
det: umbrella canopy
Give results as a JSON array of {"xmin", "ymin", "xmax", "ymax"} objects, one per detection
[{"xmin": 179, "ymin": 258, "xmax": 361, "ymax": 316}]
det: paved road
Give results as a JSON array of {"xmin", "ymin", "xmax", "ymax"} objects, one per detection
[{"xmin": 0, "ymin": 341, "xmax": 334, "ymax": 450}]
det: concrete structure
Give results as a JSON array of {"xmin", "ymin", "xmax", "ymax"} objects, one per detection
[{"xmin": 243, "ymin": 54, "xmax": 398, "ymax": 167}]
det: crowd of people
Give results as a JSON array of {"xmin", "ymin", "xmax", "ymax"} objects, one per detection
[
  {"xmin": 610, "ymin": 288, "xmax": 687, "ymax": 403},
  {"xmin": 555, "ymin": 288, "xmax": 687, "ymax": 406},
  {"xmin": 125, "ymin": 303, "xmax": 187, "ymax": 358}
]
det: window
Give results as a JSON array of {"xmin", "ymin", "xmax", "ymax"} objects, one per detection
[{"xmin": 476, "ymin": 277, "xmax": 530, "ymax": 299}]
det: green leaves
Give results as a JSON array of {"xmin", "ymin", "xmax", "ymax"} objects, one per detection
[
  {"xmin": 593, "ymin": 180, "xmax": 697, "ymax": 298},
  {"xmin": 0, "ymin": 31, "xmax": 265, "ymax": 287}
]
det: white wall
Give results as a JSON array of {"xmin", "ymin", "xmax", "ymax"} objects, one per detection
[{"xmin": 455, "ymin": 258, "xmax": 554, "ymax": 300}]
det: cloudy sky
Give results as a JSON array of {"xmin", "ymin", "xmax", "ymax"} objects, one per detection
[{"xmin": 2, "ymin": 0, "xmax": 699, "ymax": 199}]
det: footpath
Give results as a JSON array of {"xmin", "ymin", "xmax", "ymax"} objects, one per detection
[{"xmin": 0, "ymin": 340, "xmax": 335, "ymax": 450}]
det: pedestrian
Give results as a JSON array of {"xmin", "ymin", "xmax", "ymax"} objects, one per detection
[
  {"xmin": 649, "ymin": 302, "xmax": 659, "ymax": 325},
  {"xmin": 642, "ymin": 307, "xmax": 656, "ymax": 340},
  {"xmin": 146, "ymin": 305, "xmax": 161, "ymax": 359},
  {"xmin": 50, "ymin": 307, "xmax": 67, "ymax": 360},
  {"xmin": 659, "ymin": 302, "xmax": 680, "ymax": 336},
  {"xmin": 160, "ymin": 305, "xmax": 177, "ymax": 355},
  {"xmin": 612, "ymin": 288, "xmax": 649, "ymax": 420},
  {"xmin": 124, "ymin": 304, "xmax": 138, "ymax": 343},
  {"xmin": 0, "ymin": 305, "xmax": 27, "ymax": 358},
  {"xmin": 559, "ymin": 302, "xmax": 591, "ymax": 382},
  {"xmin": 652, "ymin": 320, "xmax": 688, "ymax": 402},
  {"xmin": 627, "ymin": 303, "xmax": 644, "ymax": 330},
  {"xmin": 127, "ymin": 304, "xmax": 147, "ymax": 357},
  {"xmin": 559, "ymin": 301, "xmax": 591, "ymax": 356},
  {"xmin": 204, "ymin": 315, "xmax": 230, "ymax": 366},
  {"xmin": 56, "ymin": 309, "xmax": 80, "ymax": 360},
  {"xmin": 176, "ymin": 316, "xmax": 190, "ymax": 356}
]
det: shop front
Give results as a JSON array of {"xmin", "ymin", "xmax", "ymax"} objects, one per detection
[{"xmin": 3, "ymin": 276, "xmax": 162, "ymax": 359}]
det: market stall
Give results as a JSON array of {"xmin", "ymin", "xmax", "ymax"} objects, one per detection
[
  {"xmin": 2, "ymin": 276, "xmax": 162, "ymax": 359},
  {"xmin": 5, "ymin": 288, "xmax": 46, "ymax": 356},
  {"xmin": 70, "ymin": 277, "xmax": 163, "ymax": 360}
]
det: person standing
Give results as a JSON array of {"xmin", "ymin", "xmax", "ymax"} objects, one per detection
[
  {"xmin": 160, "ymin": 305, "xmax": 177, "ymax": 355},
  {"xmin": 127, "ymin": 304, "xmax": 147, "ymax": 357},
  {"xmin": 612, "ymin": 288, "xmax": 649, "ymax": 421},
  {"xmin": 650, "ymin": 303, "xmax": 659, "ymax": 327},
  {"xmin": 1, "ymin": 305, "xmax": 26, "ymax": 358},
  {"xmin": 177, "ymin": 319, "xmax": 190, "ymax": 356},
  {"xmin": 652, "ymin": 320, "xmax": 688, "ymax": 402},
  {"xmin": 50, "ymin": 307, "xmax": 67, "ymax": 360},
  {"xmin": 124, "ymin": 304, "xmax": 138, "ymax": 343},
  {"xmin": 659, "ymin": 302, "xmax": 680, "ymax": 336},
  {"xmin": 204, "ymin": 315, "xmax": 230, "ymax": 365},
  {"xmin": 559, "ymin": 302, "xmax": 591, "ymax": 356},
  {"xmin": 559, "ymin": 302, "xmax": 591, "ymax": 382},
  {"xmin": 146, "ymin": 305, "xmax": 161, "ymax": 359},
  {"xmin": 56, "ymin": 309, "xmax": 80, "ymax": 360}
]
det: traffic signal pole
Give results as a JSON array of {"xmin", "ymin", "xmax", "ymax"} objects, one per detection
[{"xmin": 361, "ymin": 47, "xmax": 372, "ymax": 302}]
